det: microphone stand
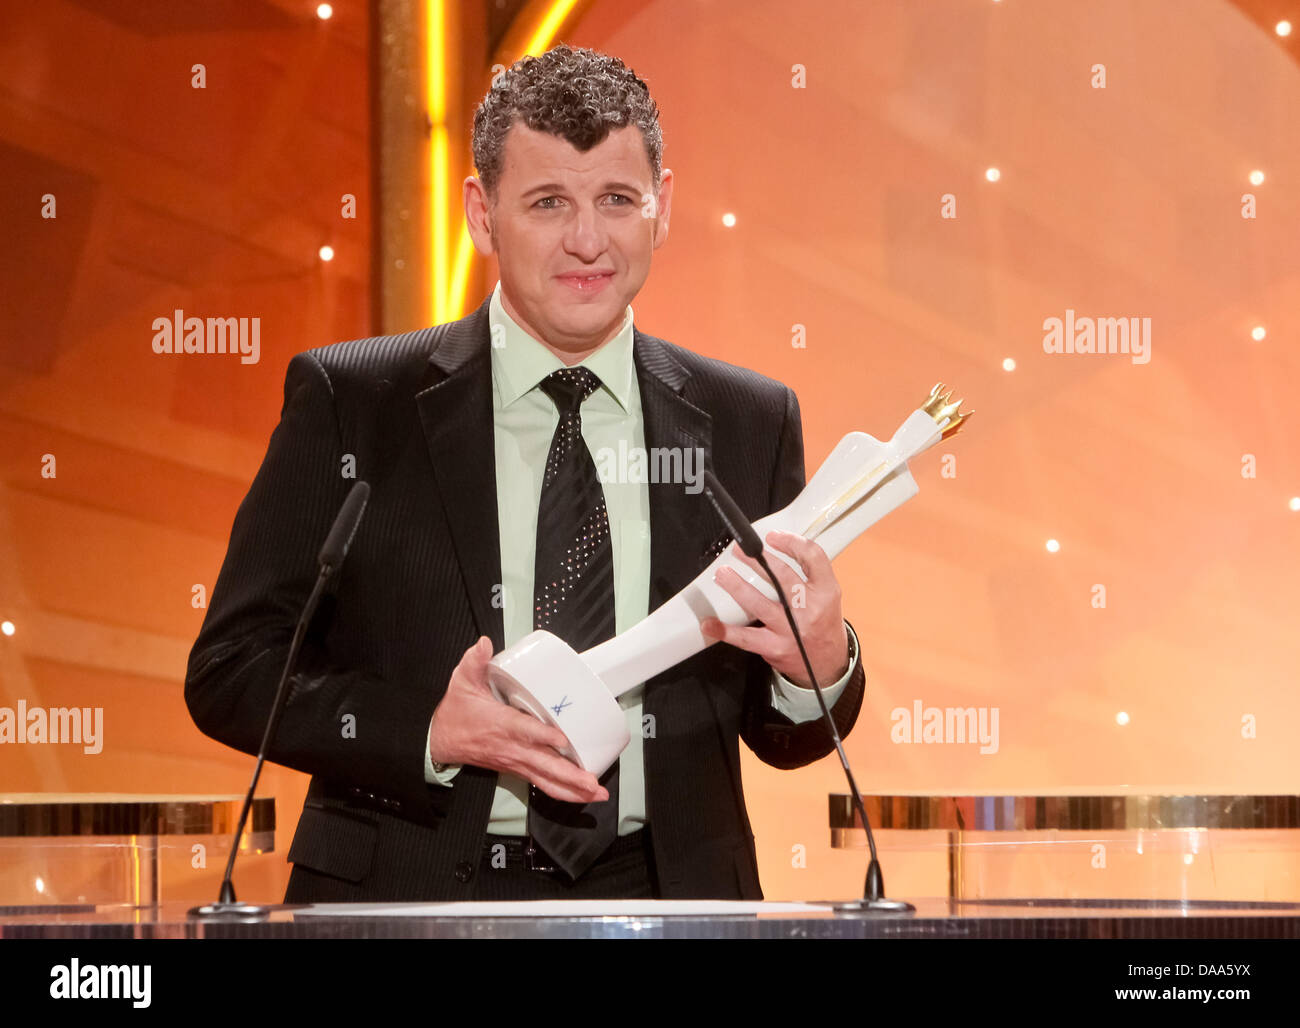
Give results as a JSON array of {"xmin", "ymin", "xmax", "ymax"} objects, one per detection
[
  {"xmin": 189, "ymin": 481, "xmax": 370, "ymax": 921},
  {"xmin": 704, "ymin": 471, "xmax": 912, "ymax": 914}
]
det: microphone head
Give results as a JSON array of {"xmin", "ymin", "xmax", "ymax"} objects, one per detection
[
  {"xmin": 702, "ymin": 469, "xmax": 764, "ymax": 558},
  {"xmin": 318, "ymin": 480, "xmax": 370, "ymax": 570}
]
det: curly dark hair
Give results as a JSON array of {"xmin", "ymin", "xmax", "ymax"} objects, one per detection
[{"xmin": 471, "ymin": 43, "xmax": 662, "ymax": 203}]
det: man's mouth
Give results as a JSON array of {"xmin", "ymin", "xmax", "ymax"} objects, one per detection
[{"xmin": 557, "ymin": 272, "xmax": 614, "ymax": 293}]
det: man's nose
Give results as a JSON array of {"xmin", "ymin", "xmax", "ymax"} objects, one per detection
[{"xmin": 563, "ymin": 203, "xmax": 609, "ymax": 259}]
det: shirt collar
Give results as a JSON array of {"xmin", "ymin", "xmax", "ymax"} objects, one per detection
[{"xmin": 488, "ymin": 279, "xmax": 635, "ymax": 412}]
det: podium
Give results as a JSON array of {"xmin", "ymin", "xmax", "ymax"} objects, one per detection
[
  {"xmin": 1, "ymin": 898, "xmax": 1298, "ymax": 939},
  {"xmin": 0, "ymin": 793, "xmax": 276, "ymax": 909},
  {"xmin": 829, "ymin": 790, "xmax": 1300, "ymax": 902}
]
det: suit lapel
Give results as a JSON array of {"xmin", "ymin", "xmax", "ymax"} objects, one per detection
[
  {"xmin": 634, "ymin": 331, "xmax": 715, "ymax": 878},
  {"xmin": 634, "ymin": 330, "xmax": 714, "ymax": 613},
  {"xmin": 415, "ymin": 296, "xmax": 506, "ymax": 651}
]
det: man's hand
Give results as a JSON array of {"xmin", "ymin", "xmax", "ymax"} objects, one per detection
[
  {"xmin": 700, "ymin": 530, "xmax": 850, "ymax": 688},
  {"xmin": 428, "ymin": 637, "xmax": 610, "ymax": 804}
]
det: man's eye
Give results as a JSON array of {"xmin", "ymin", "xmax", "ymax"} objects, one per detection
[{"xmin": 534, "ymin": 195, "xmax": 632, "ymax": 209}]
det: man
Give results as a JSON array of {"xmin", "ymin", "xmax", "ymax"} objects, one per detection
[{"xmin": 185, "ymin": 44, "xmax": 865, "ymax": 902}]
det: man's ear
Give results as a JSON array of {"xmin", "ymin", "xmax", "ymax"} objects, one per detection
[
  {"xmin": 464, "ymin": 176, "xmax": 497, "ymax": 257},
  {"xmin": 651, "ymin": 168, "xmax": 673, "ymax": 250}
]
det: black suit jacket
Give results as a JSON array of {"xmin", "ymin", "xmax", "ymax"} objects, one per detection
[{"xmin": 184, "ymin": 293, "xmax": 866, "ymax": 901}]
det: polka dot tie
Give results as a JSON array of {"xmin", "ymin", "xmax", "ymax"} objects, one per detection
[{"xmin": 526, "ymin": 366, "xmax": 619, "ymax": 878}]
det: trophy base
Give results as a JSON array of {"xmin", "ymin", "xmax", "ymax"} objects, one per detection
[{"xmin": 488, "ymin": 631, "xmax": 630, "ymax": 776}]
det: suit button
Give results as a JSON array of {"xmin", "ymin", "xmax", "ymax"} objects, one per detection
[{"xmin": 454, "ymin": 861, "xmax": 474, "ymax": 883}]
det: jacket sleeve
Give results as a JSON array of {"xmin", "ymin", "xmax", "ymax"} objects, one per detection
[
  {"xmin": 184, "ymin": 352, "xmax": 447, "ymax": 826},
  {"xmin": 739, "ymin": 385, "xmax": 867, "ymax": 770}
]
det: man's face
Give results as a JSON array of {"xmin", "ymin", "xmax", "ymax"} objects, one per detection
[{"xmin": 465, "ymin": 122, "xmax": 672, "ymax": 361}]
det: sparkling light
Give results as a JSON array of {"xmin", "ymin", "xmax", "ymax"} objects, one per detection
[
  {"xmin": 1277, "ymin": 20, "xmax": 1292, "ymax": 37},
  {"xmin": 1002, "ymin": 357, "xmax": 1016, "ymax": 371},
  {"xmin": 1288, "ymin": 497, "xmax": 1300, "ymax": 512},
  {"xmin": 318, "ymin": 245, "xmax": 335, "ymax": 262},
  {"xmin": 1116, "ymin": 711, "xmax": 1130, "ymax": 726},
  {"xmin": 1045, "ymin": 538, "xmax": 1060, "ymax": 553},
  {"xmin": 0, "ymin": 620, "xmax": 13, "ymax": 636},
  {"xmin": 317, "ymin": 4, "xmax": 333, "ymax": 20},
  {"xmin": 1249, "ymin": 169, "xmax": 1265, "ymax": 186},
  {"xmin": 1251, "ymin": 325, "xmax": 1266, "ymax": 341},
  {"xmin": 985, "ymin": 167, "xmax": 1001, "ymax": 183},
  {"xmin": 721, "ymin": 212, "xmax": 736, "ymax": 228}
]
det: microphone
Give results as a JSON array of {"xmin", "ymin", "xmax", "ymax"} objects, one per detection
[
  {"xmin": 702, "ymin": 469, "xmax": 763, "ymax": 559},
  {"xmin": 701, "ymin": 469, "xmax": 912, "ymax": 914},
  {"xmin": 190, "ymin": 480, "xmax": 371, "ymax": 921},
  {"xmin": 318, "ymin": 479, "xmax": 371, "ymax": 570}
]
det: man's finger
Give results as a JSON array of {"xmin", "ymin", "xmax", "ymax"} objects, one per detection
[
  {"xmin": 734, "ymin": 544, "xmax": 806, "ymax": 609},
  {"xmin": 701, "ymin": 618, "xmax": 779, "ymax": 663},
  {"xmin": 764, "ymin": 531, "xmax": 834, "ymax": 586},
  {"xmin": 459, "ymin": 634, "xmax": 493, "ymax": 664},
  {"xmin": 531, "ymin": 775, "xmax": 610, "ymax": 804},
  {"xmin": 714, "ymin": 564, "xmax": 780, "ymax": 624},
  {"xmin": 455, "ymin": 635, "xmax": 497, "ymax": 691},
  {"xmin": 503, "ymin": 707, "xmax": 574, "ymax": 754},
  {"xmin": 516, "ymin": 748, "xmax": 610, "ymax": 803}
]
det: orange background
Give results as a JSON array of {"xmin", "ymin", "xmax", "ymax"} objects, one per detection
[{"xmin": 1, "ymin": 0, "xmax": 1297, "ymax": 903}]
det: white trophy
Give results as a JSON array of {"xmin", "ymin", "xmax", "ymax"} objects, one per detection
[{"xmin": 488, "ymin": 383, "xmax": 971, "ymax": 775}]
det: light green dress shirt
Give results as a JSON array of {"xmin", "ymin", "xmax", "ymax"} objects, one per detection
[{"xmin": 425, "ymin": 280, "xmax": 857, "ymax": 836}]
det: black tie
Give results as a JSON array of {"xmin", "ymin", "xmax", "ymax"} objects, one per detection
[{"xmin": 526, "ymin": 366, "xmax": 619, "ymax": 878}]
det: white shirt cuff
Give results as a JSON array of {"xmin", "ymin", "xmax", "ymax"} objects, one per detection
[{"xmin": 425, "ymin": 721, "xmax": 462, "ymax": 785}]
